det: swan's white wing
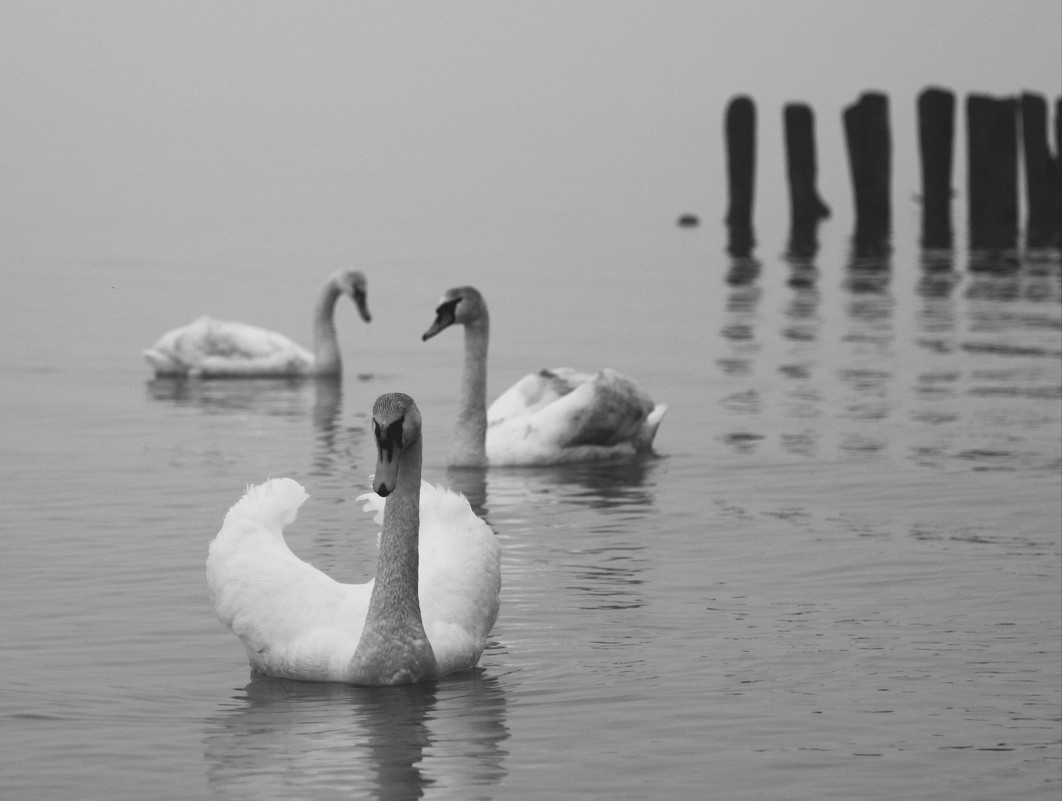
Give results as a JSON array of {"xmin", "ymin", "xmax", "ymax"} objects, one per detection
[
  {"xmin": 207, "ymin": 478, "xmax": 371, "ymax": 680},
  {"xmin": 145, "ymin": 317, "xmax": 314, "ymax": 377},
  {"xmin": 359, "ymin": 481, "xmax": 501, "ymax": 677},
  {"xmin": 487, "ymin": 368, "xmax": 591, "ymax": 425},
  {"xmin": 486, "ymin": 368, "xmax": 665, "ymax": 464}
]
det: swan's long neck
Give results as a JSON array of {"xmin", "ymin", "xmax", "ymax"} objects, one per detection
[
  {"xmin": 350, "ymin": 436, "xmax": 436, "ymax": 684},
  {"xmin": 451, "ymin": 316, "xmax": 490, "ymax": 467},
  {"xmin": 311, "ymin": 280, "xmax": 343, "ymax": 376},
  {"xmin": 371, "ymin": 438, "xmax": 423, "ymax": 624}
]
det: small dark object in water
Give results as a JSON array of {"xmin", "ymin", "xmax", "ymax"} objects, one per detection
[{"xmin": 677, "ymin": 213, "xmax": 700, "ymax": 227}]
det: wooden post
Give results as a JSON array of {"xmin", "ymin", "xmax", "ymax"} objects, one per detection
[
  {"xmin": 783, "ymin": 103, "xmax": 830, "ymax": 257},
  {"xmin": 1056, "ymin": 98, "xmax": 1062, "ymax": 244},
  {"xmin": 917, "ymin": 87, "xmax": 955, "ymax": 249},
  {"xmin": 1020, "ymin": 93, "xmax": 1059, "ymax": 249},
  {"xmin": 725, "ymin": 95, "xmax": 756, "ymax": 257},
  {"xmin": 843, "ymin": 92, "xmax": 891, "ymax": 256},
  {"xmin": 966, "ymin": 94, "xmax": 1019, "ymax": 251}
]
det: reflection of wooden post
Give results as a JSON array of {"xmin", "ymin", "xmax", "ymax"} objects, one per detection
[
  {"xmin": 917, "ymin": 87, "xmax": 955, "ymax": 249},
  {"xmin": 1021, "ymin": 93, "xmax": 1060, "ymax": 249},
  {"xmin": 843, "ymin": 92, "xmax": 891, "ymax": 256},
  {"xmin": 725, "ymin": 95, "xmax": 756, "ymax": 257},
  {"xmin": 784, "ymin": 103, "xmax": 830, "ymax": 257},
  {"xmin": 966, "ymin": 94, "xmax": 1018, "ymax": 250}
]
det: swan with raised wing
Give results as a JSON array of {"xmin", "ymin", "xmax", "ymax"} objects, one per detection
[
  {"xmin": 422, "ymin": 285, "xmax": 666, "ymax": 467},
  {"xmin": 144, "ymin": 269, "xmax": 371, "ymax": 378},
  {"xmin": 206, "ymin": 392, "xmax": 502, "ymax": 685}
]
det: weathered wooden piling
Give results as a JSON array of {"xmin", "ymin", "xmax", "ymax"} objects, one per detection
[
  {"xmin": 725, "ymin": 95, "xmax": 756, "ymax": 257},
  {"xmin": 1057, "ymin": 98, "xmax": 1062, "ymax": 244},
  {"xmin": 783, "ymin": 103, "xmax": 830, "ymax": 258},
  {"xmin": 966, "ymin": 94, "xmax": 1019, "ymax": 251},
  {"xmin": 842, "ymin": 92, "xmax": 891, "ymax": 256},
  {"xmin": 917, "ymin": 87, "xmax": 955, "ymax": 249},
  {"xmin": 1020, "ymin": 93, "xmax": 1061, "ymax": 249}
]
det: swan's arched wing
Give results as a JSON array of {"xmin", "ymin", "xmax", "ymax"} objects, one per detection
[
  {"xmin": 540, "ymin": 369, "xmax": 655, "ymax": 447},
  {"xmin": 207, "ymin": 479, "xmax": 370, "ymax": 679},
  {"xmin": 487, "ymin": 368, "xmax": 591, "ymax": 426},
  {"xmin": 407, "ymin": 482, "xmax": 501, "ymax": 676}
]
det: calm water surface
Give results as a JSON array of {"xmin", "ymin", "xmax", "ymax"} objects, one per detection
[{"xmin": 1, "ymin": 216, "xmax": 1059, "ymax": 799}]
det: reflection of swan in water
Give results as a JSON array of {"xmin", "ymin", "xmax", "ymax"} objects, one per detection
[
  {"xmin": 147, "ymin": 374, "xmax": 356, "ymax": 444},
  {"xmin": 445, "ymin": 457, "xmax": 660, "ymax": 523},
  {"xmin": 309, "ymin": 377, "xmax": 345, "ymax": 467},
  {"xmin": 312, "ymin": 377, "xmax": 342, "ymax": 432},
  {"xmin": 146, "ymin": 376, "xmax": 314, "ymax": 417},
  {"xmin": 203, "ymin": 670, "xmax": 509, "ymax": 799},
  {"xmin": 144, "ymin": 269, "xmax": 371, "ymax": 378},
  {"xmin": 147, "ymin": 374, "xmax": 371, "ymax": 498}
]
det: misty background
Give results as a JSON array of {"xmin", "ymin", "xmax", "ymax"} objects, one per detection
[{"xmin": 1, "ymin": 1, "xmax": 1059, "ymax": 269}]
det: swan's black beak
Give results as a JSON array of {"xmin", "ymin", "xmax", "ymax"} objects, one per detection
[
  {"xmin": 353, "ymin": 288, "xmax": 372, "ymax": 323},
  {"xmin": 372, "ymin": 417, "xmax": 404, "ymax": 496},
  {"xmin": 422, "ymin": 299, "xmax": 458, "ymax": 341}
]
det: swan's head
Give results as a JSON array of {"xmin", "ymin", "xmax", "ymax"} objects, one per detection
[
  {"xmin": 422, "ymin": 286, "xmax": 487, "ymax": 340},
  {"xmin": 371, "ymin": 393, "xmax": 422, "ymax": 497},
  {"xmin": 334, "ymin": 269, "xmax": 372, "ymax": 323}
]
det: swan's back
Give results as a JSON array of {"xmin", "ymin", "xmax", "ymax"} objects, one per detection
[
  {"xmin": 487, "ymin": 368, "xmax": 667, "ymax": 465},
  {"xmin": 145, "ymin": 317, "xmax": 314, "ymax": 377},
  {"xmin": 361, "ymin": 481, "xmax": 501, "ymax": 676}
]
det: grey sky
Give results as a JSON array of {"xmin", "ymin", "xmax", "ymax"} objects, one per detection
[{"xmin": 1, "ymin": 1, "xmax": 1058, "ymax": 255}]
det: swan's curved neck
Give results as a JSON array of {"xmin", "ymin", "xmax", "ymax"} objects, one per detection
[
  {"xmin": 451, "ymin": 316, "xmax": 490, "ymax": 467},
  {"xmin": 351, "ymin": 436, "xmax": 436, "ymax": 683},
  {"xmin": 311, "ymin": 280, "xmax": 343, "ymax": 376}
]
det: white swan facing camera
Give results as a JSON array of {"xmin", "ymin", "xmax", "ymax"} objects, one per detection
[
  {"xmin": 206, "ymin": 392, "xmax": 502, "ymax": 685},
  {"xmin": 144, "ymin": 269, "xmax": 371, "ymax": 378}
]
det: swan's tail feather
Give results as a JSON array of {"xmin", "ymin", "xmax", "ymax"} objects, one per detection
[
  {"xmin": 143, "ymin": 348, "xmax": 185, "ymax": 375},
  {"xmin": 638, "ymin": 403, "xmax": 668, "ymax": 450},
  {"xmin": 224, "ymin": 478, "xmax": 309, "ymax": 529}
]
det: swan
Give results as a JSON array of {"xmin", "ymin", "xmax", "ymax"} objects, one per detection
[
  {"xmin": 206, "ymin": 392, "xmax": 502, "ymax": 685},
  {"xmin": 144, "ymin": 269, "xmax": 371, "ymax": 378},
  {"xmin": 422, "ymin": 285, "xmax": 667, "ymax": 467}
]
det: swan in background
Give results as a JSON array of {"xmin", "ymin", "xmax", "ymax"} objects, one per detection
[
  {"xmin": 422, "ymin": 285, "xmax": 667, "ymax": 467},
  {"xmin": 144, "ymin": 269, "xmax": 371, "ymax": 378},
  {"xmin": 206, "ymin": 392, "xmax": 502, "ymax": 685}
]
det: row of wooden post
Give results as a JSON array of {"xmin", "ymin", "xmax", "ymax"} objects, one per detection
[{"xmin": 724, "ymin": 88, "xmax": 1062, "ymax": 259}]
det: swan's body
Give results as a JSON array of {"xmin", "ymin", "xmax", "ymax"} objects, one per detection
[
  {"xmin": 144, "ymin": 269, "xmax": 371, "ymax": 378},
  {"xmin": 422, "ymin": 286, "xmax": 667, "ymax": 467},
  {"xmin": 206, "ymin": 393, "xmax": 501, "ymax": 685}
]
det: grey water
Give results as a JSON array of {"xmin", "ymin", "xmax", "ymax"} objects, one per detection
[{"xmin": 1, "ymin": 198, "xmax": 1060, "ymax": 800}]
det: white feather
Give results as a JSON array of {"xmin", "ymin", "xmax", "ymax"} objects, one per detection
[
  {"xmin": 487, "ymin": 367, "xmax": 668, "ymax": 466},
  {"xmin": 144, "ymin": 270, "xmax": 369, "ymax": 378},
  {"xmin": 206, "ymin": 477, "xmax": 501, "ymax": 683}
]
